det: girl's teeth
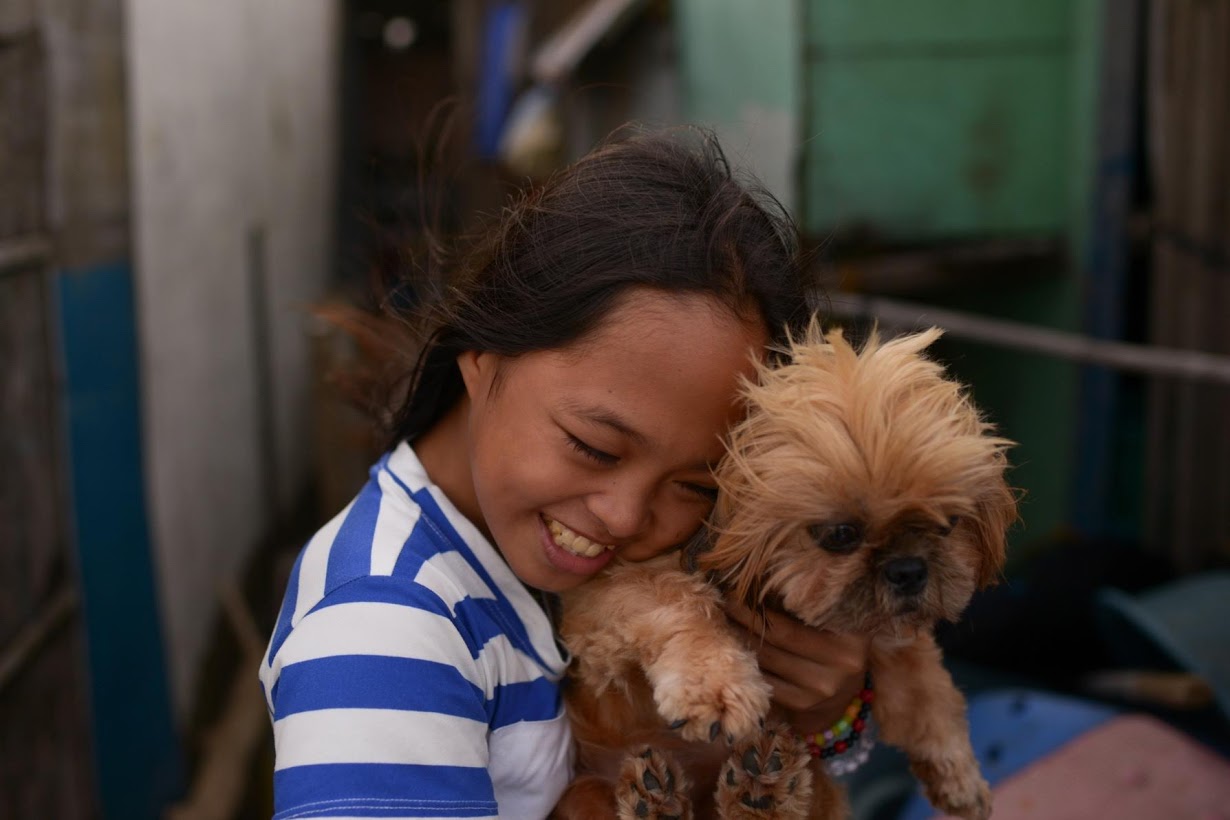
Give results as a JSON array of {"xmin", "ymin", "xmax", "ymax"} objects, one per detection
[{"xmin": 546, "ymin": 517, "xmax": 613, "ymax": 558}]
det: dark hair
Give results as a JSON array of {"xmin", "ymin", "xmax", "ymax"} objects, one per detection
[{"xmin": 388, "ymin": 126, "xmax": 816, "ymax": 445}]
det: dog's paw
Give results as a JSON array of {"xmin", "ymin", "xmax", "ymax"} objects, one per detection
[
  {"xmin": 652, "ymin": 649, "xmax": 772, "ymax": 744},
  {"xmin": 615, "ymin": 747, "xmax": 692, "ymax": 820},
  {"xmin": 912, "ymin": 756, "xmax": 992, "ymax": 820},
  {"xmin": 930, "ymin": 775, "xmax": 991, "ymax": 820},
  {"xmin": 715, "ymin": 723, "xmax": 814, "ymax": 819}
]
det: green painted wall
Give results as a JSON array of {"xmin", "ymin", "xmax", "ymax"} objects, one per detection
[
  {"xmin": 801, "ymin": 0, "xmax": 1073, "ymax": 239},
  {"xmin": 925, "ymin": 0, "xmax": 1099, "ymax": 555},
  {"xmin": 676, "ymin": 0, "xmax": 799, "ymax": 117},
  {"xmin": 675, "ymin": 0, "xmax": 801, "ymax": 209},
  {"xmin": 675, "ymin": 0, "xmax": 1104, "ymax": 554}
]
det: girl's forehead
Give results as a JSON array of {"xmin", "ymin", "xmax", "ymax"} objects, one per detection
[
  {"xmin": 497, "ymin": 295, "xmax": 762, "ymax": 454},
  {"xmin": 559, "ymin": 289, "xmax": 768, "ymax": 362}
]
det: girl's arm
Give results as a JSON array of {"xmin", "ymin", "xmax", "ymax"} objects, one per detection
[{"xmin": 263, "ymin": 575, "xmax": 497, "ymax": 820}]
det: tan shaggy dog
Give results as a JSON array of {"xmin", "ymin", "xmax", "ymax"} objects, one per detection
[{"xmin": 551, "ymin": 325, "xmax": 1017, "ymax": 820}]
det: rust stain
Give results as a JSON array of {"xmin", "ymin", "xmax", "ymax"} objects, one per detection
[{"xmin": 966, "ymin": 97, "xmax": 1010, "ymax": 201}]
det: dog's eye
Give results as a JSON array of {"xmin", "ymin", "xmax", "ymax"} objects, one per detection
[
  {"xmin": 810, "ymin": 522, "xmax": 863, "ymax": 554},
  {"xmin": 939, "ymin": 516, "xmax": 960, "ymax": 536}
]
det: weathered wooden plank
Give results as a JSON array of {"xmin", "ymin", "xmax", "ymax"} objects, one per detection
[
  {"xmin": 0, "ymin": 622, "xmax": 97, "ymax": 820},
  {"xmin": 1204, "ymin": 0, "xmax": 1230, "ymax": 563},
  {"xmin": 0, "ymin": 265, "xmax": 95, "ymax": 820},
  {"xmin": 0, "ymin": 269, "xmax": 61, "ymax": 638},
  {"xmin": 0, "ymin": 0, "xmax": 36, "ymax": 39},
  {"xmin": 0, "ymin": 36, "xmax": 46, "ymax": 239},
  {"xmin": 1145, "ymin": 0, "xmax": 1230, "ymax": 570}
]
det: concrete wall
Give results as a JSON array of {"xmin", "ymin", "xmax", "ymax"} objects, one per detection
[{"xmin": 126, "ymin": 0, "xmax": 340, "ymax": 717}]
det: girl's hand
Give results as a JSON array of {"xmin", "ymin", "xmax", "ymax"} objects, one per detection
[{"xmin": 724, "ymin": 600, "xmax": 870, "ymax": 735}]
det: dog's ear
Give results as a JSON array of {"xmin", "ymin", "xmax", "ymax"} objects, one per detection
[{"xmin": 970, "ymin": 469, "xmax": 1017, "ymax": 588}]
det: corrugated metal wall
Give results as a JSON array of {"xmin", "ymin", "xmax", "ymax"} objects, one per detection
[{"xmin": 1145, "ymin": 0, "xmax": 1230, "ymax": 570}]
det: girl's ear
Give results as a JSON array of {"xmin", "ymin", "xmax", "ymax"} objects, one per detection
[{"xmin": 456, "ymin": 350, "xmax": 497, "ymax": 398}]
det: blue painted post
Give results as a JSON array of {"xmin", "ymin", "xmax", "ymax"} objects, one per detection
[
  {"xmin": 56, "ymin": 262, "xmax": 184, "ymax": 819},
  {"xmin": 1074, "ymin": 0, "xmax": 1144, "ymax": 538}
]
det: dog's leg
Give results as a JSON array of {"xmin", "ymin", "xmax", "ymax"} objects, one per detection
[
  {"xmin": 552, "ymin": 774, "xmax": 619, "ymax": 820},
  {"xmin": 561, "ymin": 560, "xmax": 771, "ymax": 743},
  {"xmin": 614, "ymin": 747, "xmax": 692, "ymax": 820},
  {"xmin": 870, "ymin": 634, "xmax": 991, "ymax": 820},
  {"xmin": 714, "ymin": 722, "xmax": 817, "ymax": 819}
]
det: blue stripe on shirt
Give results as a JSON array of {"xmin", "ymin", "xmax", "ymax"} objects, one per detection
[
  {"xmin": 453, "ymin": 596, "xmax": 538, "ymax": 661},
  {"xmin": 274, "ymin": 655, "xmax": 486, "ymax": 719},
  {"xmin": 325, "ymin": 476, "xmax": 383, "ymax": 592},
  {"xmin": 267, "ymin": 548, "xmax": 306, "ymax": 663},
  {"xmin": 307, "ymin": 574, "xmax": 453, "ymax": 617},
  {"xmin": 489, "ymin": 676, "xmax": 561, "ymax": 729},
  {"xmin": 408, "ymin": 489, "xmax": 553, "ymax": 671},
  {"xmin": 273, "ymin": 763, "xmax": 496, "ymax": 819}
]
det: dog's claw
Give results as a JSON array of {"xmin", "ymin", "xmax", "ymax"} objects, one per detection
[
  {"xmin": 741, "ymin": 794, "xmax": 774, "ymax": 810},
  {"xmin": 668, "ymin": 718, "xmax": 688, "ymax": 730},
  {"xmin": 709, "ymin": 722, "xmax": 721, "ymax": 742}
]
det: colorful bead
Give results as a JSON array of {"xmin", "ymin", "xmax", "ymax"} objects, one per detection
[{"xmin": 799, "ymin": 673, "xmax": 876, "ymax": 760}]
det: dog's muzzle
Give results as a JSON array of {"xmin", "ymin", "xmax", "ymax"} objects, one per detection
[{"xmin": 883, "ymin": 556, "xmax": 928, "ymax": 596}]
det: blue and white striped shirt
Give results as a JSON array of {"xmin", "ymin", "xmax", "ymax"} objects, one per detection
[{"xmin": 260, "ymin": 442, "xmax": 574, "ymax": 819}]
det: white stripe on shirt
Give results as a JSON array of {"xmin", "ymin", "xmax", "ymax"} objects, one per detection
[
  {"xmin": 291, "ymin": 500, "xmax": 353, "ymax": 625},
  {"xmin": 414, "ymin": 551, "xmax": 496, "ymax": 612},
  {"xmin": 273, "ymin": 708, "xmax": 488, "ymax": 769},
  {"xmin": 370, "ymin": 468, "xmax": 420, "ymax": 576},
  {"xmin": 271, "ymin": 602, "xmax": 478, "ymax": 685}
]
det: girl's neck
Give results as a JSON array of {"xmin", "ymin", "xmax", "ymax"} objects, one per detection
[{"xmin": 413, "ymin": 396, "xmax": 489, "ymax": 539}]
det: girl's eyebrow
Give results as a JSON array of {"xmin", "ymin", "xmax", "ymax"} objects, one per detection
[{"xmin": 564, "ymin": 401, "xmax": 651, "ymax": 448}]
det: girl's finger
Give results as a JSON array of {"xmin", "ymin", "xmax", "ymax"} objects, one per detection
[
  {"xmin": 725, "ymin": 601, "xmax": 869, "ymax": 670},
  {"xmin": 752, "ymin": 640, "xmax": 845, "ymax": 706}
]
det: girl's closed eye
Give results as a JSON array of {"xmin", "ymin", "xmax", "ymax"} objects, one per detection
[
  {"xmin": 565, "ymin": 432, "xmax": 618, "ymax": 465},
  {"xmin": 682, "ymin": 482, "xmax": 719, "ymax": 502}
]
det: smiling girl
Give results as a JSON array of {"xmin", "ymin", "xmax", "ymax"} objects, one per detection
[{"xmin": 260, "ymin": 128, "xmax": 869, "ymax": 819}]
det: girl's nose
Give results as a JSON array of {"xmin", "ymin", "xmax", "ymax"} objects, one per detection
[{"xmin": 589, "ymin": 481, "xmax": 653, "ymax": 542}]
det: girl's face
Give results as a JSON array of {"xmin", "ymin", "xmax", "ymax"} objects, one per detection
[{"xmin": 457, "ymin": 289, "xmax": 766, "ymax": 592}]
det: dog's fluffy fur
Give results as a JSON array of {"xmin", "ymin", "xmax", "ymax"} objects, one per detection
[{"xmin": 553, "ymin": 326, "xmax": 1017, "ymax": 820}]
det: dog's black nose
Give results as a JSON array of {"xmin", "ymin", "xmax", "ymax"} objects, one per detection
[{"xmin": 884, "ymin": 557, "xmax": 928, "ymax": 595}]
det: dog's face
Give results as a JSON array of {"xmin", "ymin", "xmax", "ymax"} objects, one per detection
[{"xmin": 699, "ymin": 326, "xmax": 1017, "ymax": 636}]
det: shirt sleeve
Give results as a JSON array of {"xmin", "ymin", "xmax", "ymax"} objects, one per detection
[{"xmin": 264, "ymin": 574, "xmax": 498, "ymax": 820}]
